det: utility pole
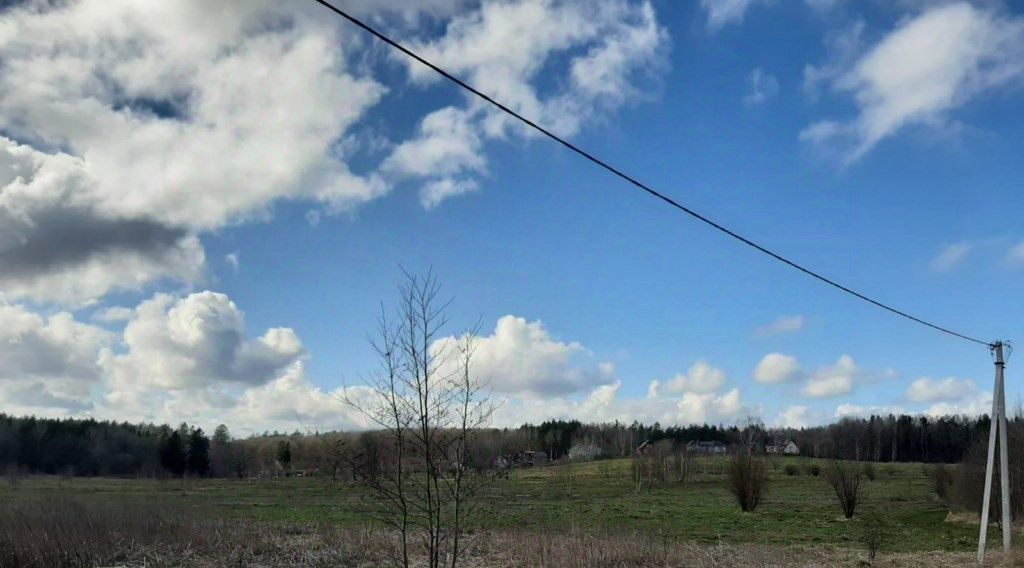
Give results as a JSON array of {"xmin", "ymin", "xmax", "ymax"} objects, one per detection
[{"xmin": 977, "ymin": 340, "xmax": 1010, "ymax": 566}]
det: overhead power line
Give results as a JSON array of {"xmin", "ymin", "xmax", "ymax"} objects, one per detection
[{"xmin": 313, "ymin": 0, "xmax": 992, "ymax": 348}]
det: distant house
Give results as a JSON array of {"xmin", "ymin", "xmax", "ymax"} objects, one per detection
[
  {"xmin": 766, "ymin": 440, "xmax": 800, "ymax": 455},
  {"xmin": 635, "ymin": 440, "xmax": 652, "ymax": 454},
  {"xmin": 515, "ymin": 450, "xmax": 549, "ymax": 467},
  {"xmin": 685, "ymin": 440, "xmax": 727, "ymax": 455}
]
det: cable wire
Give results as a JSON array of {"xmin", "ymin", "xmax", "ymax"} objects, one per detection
[{"xmin": 313, "ymin": 0, "xmax": 993, "ymax": 348}]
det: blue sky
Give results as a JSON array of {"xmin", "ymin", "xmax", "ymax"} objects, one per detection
[{"xmin": 0, "ymin": 0, "xmax": 1022, "ymax": 433}]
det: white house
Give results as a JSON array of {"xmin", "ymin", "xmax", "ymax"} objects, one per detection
[{"xmin": 766, "ymin": 440, "xmax": 800, "ymax": 455}]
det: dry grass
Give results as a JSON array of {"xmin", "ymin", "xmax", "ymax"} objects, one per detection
[{"xmin": 0, "ymin": 497, "xmax": 1016, "ymax": 567}]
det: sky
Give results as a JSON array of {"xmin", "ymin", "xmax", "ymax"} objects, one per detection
[{"xmin": 0, "ymin": 0, "xmax": 1022, "ymax": 435}]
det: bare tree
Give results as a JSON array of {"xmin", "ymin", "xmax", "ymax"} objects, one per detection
[
  {"xmin": 342, "ymin": 271, "xmax": 493, "ymax": 568},
  {"xmin": 727, "ymin": 451, "xmax": 768, "ymax": 512},
  {"xmin": 825, "ymin": 460, "xmax": 862, "ymax": 519},
  {"xmin": 740, "ymin": 416, "xmax": 765, "ymax": 453}
]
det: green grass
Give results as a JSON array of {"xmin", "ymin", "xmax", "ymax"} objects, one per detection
[{"xmin": 0, "ymin": 457, "xmax": 985, "ymax": 553}]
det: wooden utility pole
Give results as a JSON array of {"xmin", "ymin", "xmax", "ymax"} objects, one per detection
[{"xmin": 977, "ymin": 341, "xmax": 1010, "ymax": 566}]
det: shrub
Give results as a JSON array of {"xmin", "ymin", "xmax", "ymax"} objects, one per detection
[
  {"xmin": 951, "ymin": 426, "xmax": 1024, "ymax": 524},
  {"xmin": 805, "ymin": 463, "xmax": 821, "ymax": 477},
  {"xmin": 862, "ymin": 462, "xmax": 876, "ymax": 481},
  {"xmin": 825, "ymin": 460, "xmax": 862, "ymax": 519},
  {"xmin": 784, "ymin": 463, "xmax": 800, "ymax": 476},
  {"xmin": 727, "ymin": 452, "xmax": 769, "ymax": 512},
  {"xmin": 930, "ymin": 464, "xmax": 952, "ymax": 502},
  {"xmin": 859, "ymin": 510, "xmax": 888, "ymax": 563}
]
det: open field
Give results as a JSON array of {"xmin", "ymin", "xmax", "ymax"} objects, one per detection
[{"xmin": 1, "ymin": 457, "xmax": 1018, "ymax": 566}]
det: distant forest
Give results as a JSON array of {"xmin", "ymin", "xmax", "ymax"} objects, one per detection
[{"xmin": 0, "ymin": 411, "xmax": 1003, "ymax": 478}]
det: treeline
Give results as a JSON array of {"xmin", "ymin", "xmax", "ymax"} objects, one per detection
[
  {"xmin": 0, "ymin": 414, "xmax": 233, "ymax": 477},
  {"xmin": 781, "ymin": 414, "xmax": 994, "ymax": 464},
  {"xmin": 0, "ymin": 412, "xmax": 1005, "ymax": 478},
  {"xmin": 517, "ymin": 414, "xmax": 997, "ymax": 464}
]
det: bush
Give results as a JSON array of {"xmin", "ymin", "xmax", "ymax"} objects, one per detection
[
  {"xmin": 805, "ymin": 463, "xmax": 821, "ymax": 477},
  {"xmin": 862, "ymin": 462, "xmax": 876, "ymax": 481},
  {"xmin": 859, "ymin": 510, "xmax": 888, "ymax": 563},
  {"xmin": 951, "ymin": 425, "xmax": 1024, "ymax": 524},
  {"xmin": 930, "ymin": 464, "xmax": 952, "ymax": 502},
  {"xmin": 784, "ymin": 463, "xmax": 800, "ymax": 476},
  {"xmin": 727, "ymin": 452, "xmax": 769, "ymax": 512},
  {"xmin": 825, "ymin": 460, "xmax": 862, "ymax": 519}
]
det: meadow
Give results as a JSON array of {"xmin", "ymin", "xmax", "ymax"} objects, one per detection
[{"xmin": 0, "ymin": 456, "xmax": 1016, "ymax": 566}]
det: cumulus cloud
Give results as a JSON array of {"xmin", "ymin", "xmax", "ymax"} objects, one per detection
[
  {"xmin": 0, "ymin": 0, "xmax": 384, "ymax": 303},
  {"xmin": 229, "ymin": 362, "xmax": 375, "ymax": 434},
  {"xmin": 0, "ymin": 138, "xmax": 204, "ymax": 304},
  {"xmin": 755, "ymin": 315, "xmax": 805, "ymax": 337},
  {"xmin": 435, "ymin": 315, "xmax": 616, "ymax": 396},
  {"xmin": 906, "ymin": 376, "xmax": 977, "ymax": 403},
  {"xmin": 801, "ymin": 3, "xmax": 1024, "ymax": 163},
  {"xmin": 494, "ymin": 380, "xmax": 750, "ymax": 428},
  {"xmin": 0, "ymin": 289, "xmax": 349, "ymax": 431},
  {"xmin": 102, "ymin": 292, "xmax": 305, "ymax": 392},
  {"xmin": 743, "ymin": 68, "xmax": 780, "ymax": 105},
  {"xmin": 802, "ymin": 355, "xmax": 859, "ymax": 398},
  {"xmin": 775, "ymin": 405, "xmax": 814, "ymax": 429},
  {"xmin": 0, "ymin": 301, "xmax": 111, "ymax": 414},
  {"xmin": 0, "ymin": 1, "xmax": 669, "ymax": 301},
  {"xmin": 657, "ymin": 360, "xmax": 727, "ymax": 395},
  {"xmin": 754, "ymin": 353, "xmax": 802, "ymax": 384},
  {"xmin": 924, "ymin": 391, "xmax": 992, "ymax": 417},
  {"xmin": 930, "ymin": 242, "xmax": 974, "ymax": 272}
]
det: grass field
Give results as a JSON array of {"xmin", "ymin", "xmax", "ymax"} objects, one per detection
[{"xmin": 0, "ymin": 456, "xmax": 996, "ymax": 559}]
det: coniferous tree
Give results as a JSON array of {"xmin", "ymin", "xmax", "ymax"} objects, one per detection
[
  {"xmin": 276, "ymin": 440, "xmax": 292, "ymax": 472},
  {"xmin": 210, "ymin": 424, "xmax": 231, "ymax": 478},
  {"xmin": 159, "ymin": 431, "xmax": 186, "ymax": 476},
  {"xmin": 187, "ymin": 427, "xmax": 210, "ymax": 476}
]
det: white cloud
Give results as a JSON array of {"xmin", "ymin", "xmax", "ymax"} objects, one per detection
[
  {"xmin": 802, "ymin": 3, "xmax": 1024, "ymax": 162},
  {"xmin": 906, "ymin": 376, "xmax": 977, "ymax": 403},
  {"xmin": 803, "ymin": 355, "xmax": 858, "ymax": 398},
  {"xmin": 92, "ymin": 306, "xmax": 135, "ymax": 323},
  {"xmin": 744, "ymin": 67, "xmax": 780, "ymax": 105},
  {"xmin": 755, "ymin": 314, "xmax": 805, "ymax": 337},
  {"xmin": 0, "ymin": 295, "xmax": 762, "ymax": 432},
  {"xmin": 493, "ymin": 381, "xmax": 750, "ymax": 428},
  {"xmin": 754, "ymin": 353, "xmax": 802, "ymax": 384},
  {"xmin": 0, "ymin": 1, "xmax": 385, "ymax": 303},
  {"xmin": 0, "ymin": 301, "xmax": 111, "ymax": 414},
  {"xmin": 436, "ymin": 315, "xmax": 616, "ymax": 396},
  {"xmin": 660, "ymin": 360, "xmax": 727, "ymax": 394},
  {"xmin": 0, "ymin": 1, "xmax": 669, "ymax": 302},
  {"xmin": 102, "ymin": 291, "xmax": 305, "ymax": 392},
  {"xmin": 382, "ymin": 107, "xmax": 486, "ymax": 182},
  {"xmin": 924, "ymin": 391, "xmax": 992, "ymax": 417},
  {"xmin": 0, "ymin": 137, "xmax": 206, "ymax": 305},
  {"xmin": 388, "ymin": 0, "xmax": 667, "ymax": 208},
  {"xmin": 1006, "ymin": 240, "xmax": 1024, "ymax": 269},
  {"xmin": 835, "ymin": 403, "xmax": 906, "ymax": 419},
  {"xmin": 930, "ymin": 242, "xmax": 974, "ymax": 272},
  {"xmin": 225, "ymin": 253, "xmax": 240, "ymax": 273},
  {"xmin": 700, "ymin": 0, "xmax": 763, "ymax": 31},
  {"xmin": 776, "ymin": 405, "xmax": 813, "ymax": 428},
  {"xmin": 228, "ymin": 362, "xmax": 375, "ymax": 434}
]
